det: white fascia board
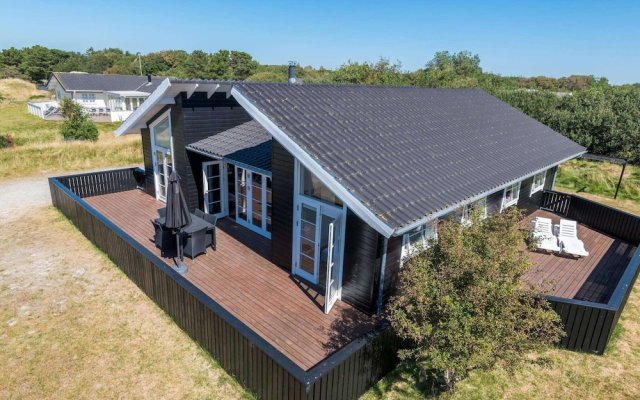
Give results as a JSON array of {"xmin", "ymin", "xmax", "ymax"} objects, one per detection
[
  {"xmin": 394, "ymin": 151, "xmax": 587, "ymax": 236},
  {"xmin": 186, "ymin": 83, "xmax": 199, "ymax": 99},
  {"xmin": 207, "ymin": 84, "xmax": 221, "ymax": 99},
  {"xmin": 231, "ymin": 87, "xmax": 394, "ymax": 238},
  {"xmin": 114, "ymin": 78, "xmax": 172, "ymax": 136}
]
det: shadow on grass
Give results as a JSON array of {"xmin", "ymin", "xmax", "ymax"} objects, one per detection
[{"xmin": 365, "ymin": 361, "xmax": 442, "ymax": 399}]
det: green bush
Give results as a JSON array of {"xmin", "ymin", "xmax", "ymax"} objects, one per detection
[
  {"xmin": 387, "ymin": 208, "xmax": 564, "ymax": 392},
  {"xmin": 59, "ymin": 98, "xmax": 99, "ymax": 141},
  {"xmin": 61, "ymin": 120, "xmax": 98, "ymax": 141}
]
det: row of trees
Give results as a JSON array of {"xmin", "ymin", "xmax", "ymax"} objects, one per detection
[
  {"xmin": 0, "ymin": 46, "xmax": 259, "ymax": 81},
  {"xmin": 1, "ymin": 46, "xmax": 638, "ymax": 162}
]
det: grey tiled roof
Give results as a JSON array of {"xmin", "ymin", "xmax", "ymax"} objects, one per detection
[
  {"xmin": 233, "ymin": 83, "xmax": 586, "ymax": 229},
  {"xmin": 51, "ymin": 72, "xmax": 165, "ymax": 93},
  {"xmin": 186, "ymin": 120, "xmax": 272, "ymax": 173}
]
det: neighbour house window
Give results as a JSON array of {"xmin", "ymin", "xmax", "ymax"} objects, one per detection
[
  {"xmin": 81, "ymin": 93, "xmax": 95, "ymax": 103},
  {"xmin": 462, "ymin": 197, "xmax": 487, "ymax": 225},
  {"xmin": 401, "ymin": 221, "xmax": 438, "ymax": 260},
  {"xmin": 501, "ymin": 182, "xmax": 521, "ymax": 210},
  {"xmin": 299, "ymin": 164, "xmax": 343, "ymax": 206},
  {"xmin": 530, "ymin": 172, "xmax": 546, "ymax": 196}
]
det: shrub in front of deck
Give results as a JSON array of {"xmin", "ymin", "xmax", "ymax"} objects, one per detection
[
  {"xmin": 59, "ymin": 98, "xmax": 99, "ymax": 141},
  {"xmin": 387, "ymin": 208, "xmax": 564, "ymax": 393}
]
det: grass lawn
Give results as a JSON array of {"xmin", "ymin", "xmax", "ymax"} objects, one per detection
[
  {"xmin": 555, "ymin": 159, "xmax": 640, "ymax": 216},
  {"xmin": 0, "ymin": 79, "xmax": 142, "ymax": 181},
  {"xmin": 0, "ymin": 207, "xmax": 252, "ymax": 399}
]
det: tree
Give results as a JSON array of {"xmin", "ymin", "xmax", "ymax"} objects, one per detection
[
  {"xmin": 59, "ymin": 98, "xmax": 99, "ymax": 141},
  {"xmin": 417, "ymin": 51, "xmax": 483, "ymax": 88},
  {"xmin": 209, "ymin": 49, "xmax": 231, "ymax": 79},
  {"xmin": 230, "ymin": 51, "xmax": 258, "ymax": 80},
  {"xmin": 387, "ymin": 208, "xmax": 564, "ymax": 392},
  {"xmin": 333, "ymin": 58, "xmax": 405, "ymax": 85},
  {"xmin": 185, "ymin": 50, "xmax": 211, "ymax": 79}
]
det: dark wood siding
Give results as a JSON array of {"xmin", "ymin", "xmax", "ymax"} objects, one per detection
[
  {"xmin": 140, "ymin": 128, "xmax": 155, "ymax": 197},
  {"xmin": 381, "ymin": 236, "xmax": 403, "ymax": 305},
  {"xmin": 180, "ymin": 105, "xmax": 252, "ymax": 211},
  {"xmin": 141, "ymin": 93, "xmax": 253, "ymax": 211},
  {"xmin": 271, "ymin": 141, "xmax": 295, "ymax": 269},
  {"xmin": 342, "ymin": 210, "xmax": 382, "ymax": 313},
  {"xmin": 517, "ymin": 175, "xmax": 540, "ymax": 215},
  {"xmin": 486, "ymin": 188, "xmax": 504, "ymax": 215}
]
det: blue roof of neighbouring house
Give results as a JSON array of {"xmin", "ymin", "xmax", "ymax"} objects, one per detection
[{"xmin": 186, "ymin": 120, "xmax": 272, "ymax": 174}]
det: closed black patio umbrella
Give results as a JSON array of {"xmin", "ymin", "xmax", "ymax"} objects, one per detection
[{"xmin": 165, "ymin": 169, "xmax": 192, "ymax": 274}]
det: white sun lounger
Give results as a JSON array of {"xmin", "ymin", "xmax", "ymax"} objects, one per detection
[
  {"xmin": 558, "ymin": 219, "xmax": 589, "ymax": 257},
  {"xmin": 531, "ymin": 217, "xmax": 561, "ymax": 253}
]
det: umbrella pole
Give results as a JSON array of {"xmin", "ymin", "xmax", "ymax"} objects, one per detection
[{"xmin": 174, "ymin": 229, "xmax": 188, "ymax": 275}]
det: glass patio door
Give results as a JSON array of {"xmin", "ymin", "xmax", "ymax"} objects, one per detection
[
  {"xmin": 202, "ymin": 160, "xmax": 226, "ymax": 217},
  {"xmin": 234, "ymin": 166, "xmax": 272, "ymax": 238},
  {"xmin": 294, "ymin": 198, "xmax": 343, "ymax": 312},
  {"xmin": 153, "ymin": 147, "xmax": 172, "ymax": 202}
]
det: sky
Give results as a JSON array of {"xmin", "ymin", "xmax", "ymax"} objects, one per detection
[{"xmin": 0, "ymin": 0, "xmax": 638, "ymax": 84}]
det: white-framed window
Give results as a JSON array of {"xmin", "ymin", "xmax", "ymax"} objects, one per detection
[
  {"xmin": 501, "ymin": 182, "xmax": 521, "ymax": 211},
  {"xmin": 81, "ymin": 93, "xmax": 96, "ymax": 103},
  {"xmin": 401, "ymin": 221, "xmax": 438, "ymax": 260},
  {"xmin": 462, "ymin": 197, "xmax": 487, "ymax": 225},
  {"xmin": 530, "ymin": 172, "xmax": 546, "ymax": 196}
]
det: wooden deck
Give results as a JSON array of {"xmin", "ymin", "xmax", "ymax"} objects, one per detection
[
  {"xmin": 85, "ymin": 189, "xmax": 378, "ymax": 371},
  {"xmin": 523, "ymin": 209, "xmax": 637, "ymax": 303}
]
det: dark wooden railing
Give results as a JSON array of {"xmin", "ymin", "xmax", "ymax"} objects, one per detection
[
  {"xmin": 540, "ymin": 190, "xmax": 640, "ymax": 244},
  {"xmin": 56, "ymin": 167, "xmax": 145, "ymax": 198},
  {"xmin": 540, "ymin": 190, "xmax": 640, "ymax": 354},
  {"xmin": 49, "ymin": 170, "xmax": 398, "ymax": 399}
]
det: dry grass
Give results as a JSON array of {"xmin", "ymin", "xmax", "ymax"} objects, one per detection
[
  {"xmin": 555, "ymin": 159, "xmax": 640, "ymax": 216},
  {"xmin": 0, "ymin": 207, "xmax": 252, "ymax": 399},
  {"xmin": 0, "ymin": 79, "xmax": 143, "ymax": 181},
  {"xmin": 0, "ymin": 78, "xmax": 50, "ymax": 101}
]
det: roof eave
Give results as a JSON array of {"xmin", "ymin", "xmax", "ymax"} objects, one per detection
[{"xmin": 392, "ymin": 149, "xmax": 587, "ymax": 236}]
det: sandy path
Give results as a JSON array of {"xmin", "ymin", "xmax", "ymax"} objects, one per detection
[{"xmin": 0, "ymin": 176, "xmax": 51, "ymax": 223}]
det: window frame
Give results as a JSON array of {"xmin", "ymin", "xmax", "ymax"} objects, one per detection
[
  {"xmin": 530, "ymin": 172, "xmax": 546, "ymax": 196},
  {"xmin": 81, "ymin": 92, "xmax": 95, "ymax": 103},
  {"xmin": 401, "ymin": 220, "xmax": 438, "ymax": 260},
  {"xmin": 461, "ymin": 197, "xmax": 487, "ymax": 225},
  {"xmin": 501, "ymin": 182, "xmax": 521, "ymax": 211}
]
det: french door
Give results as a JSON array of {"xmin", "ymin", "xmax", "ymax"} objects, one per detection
[
  {"xmin": 235, "ymin": 166, "xmax": 272, "ymax": 238},
  {"xmin": 150, "ymin": 111, "xmax": 173, "ymax": 202},
  {"xmin": 202, "ymin": 160, "xmax": 227, "ymax": 217},
  {"xmin": 153, "ymin": 147, "xmax": 172, "ymax": 202},
  {"xmin": 293, "ymin": 198, "xmax": 343, "ymax": 313}
]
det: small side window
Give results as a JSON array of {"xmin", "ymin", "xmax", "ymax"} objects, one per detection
[
  {"xmin": 501, "ymin": 182, "xmax": 521, "ymax": 211},
  {"xmin": 530, "ymin": 172, "xmax": 546, "ymax": 196}
]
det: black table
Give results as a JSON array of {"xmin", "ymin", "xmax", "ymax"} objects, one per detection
[
  {"xmin": 155, "ymin": 214, "xmax": 215, "ymax": 259},
  {"xmin": 155, "ymin": 214, "xmax": 214, "ymax": 233}
]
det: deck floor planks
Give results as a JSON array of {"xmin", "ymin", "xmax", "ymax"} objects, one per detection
[
  {"xmin": 523, "ymin": 210, "xmax": 637, "ymax": 303},
  {"xmin": 85, "ymin": 189, "xmax": 377, "ymax": 371}
]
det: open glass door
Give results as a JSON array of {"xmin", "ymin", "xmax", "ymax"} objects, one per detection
[
  {"xmin": 324, "ymin": 215, "xmax": 341, "ymax": 313},
  {"xmin": 294, "ymin": 198, "xmax": 343, "ymax": 312},
  {"xmin": 153, "ymin": 148, "xmax": 172, "ymax": 202}
]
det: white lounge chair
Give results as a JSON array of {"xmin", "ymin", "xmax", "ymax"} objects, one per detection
[
  {"xmin": 531, "ymin": 217, "xmax": 560, "ymax": 253},
  {"xmin": 558, "ymin": 219, "xmax": 589, "ymax": 257}
]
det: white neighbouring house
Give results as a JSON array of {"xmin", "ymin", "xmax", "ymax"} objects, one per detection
[{"xmin": 27, "ymin": 72, "xmax": 165, "ymax": 122}]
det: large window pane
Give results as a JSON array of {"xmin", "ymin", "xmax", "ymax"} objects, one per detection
[
  {"xmin": 300, "ymin": 165, "xmax": 342, "ymax": 206},
  {"xmin": 153, "ymin": 116, "xmax": 171, "ymax": 148}
]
